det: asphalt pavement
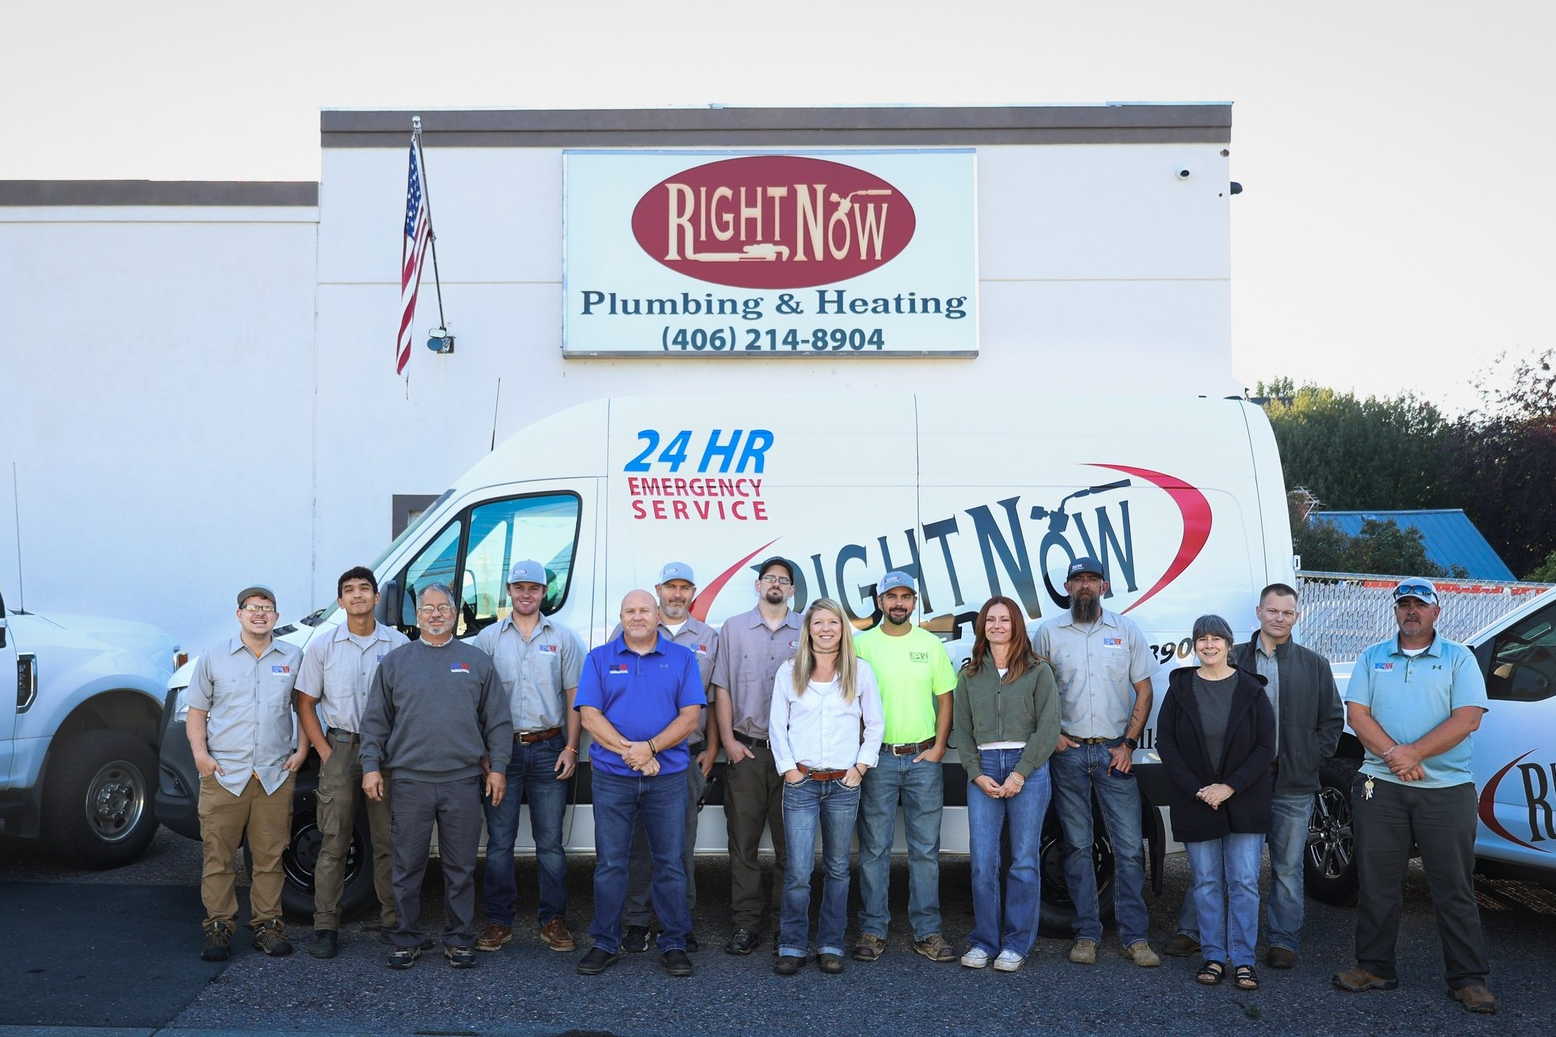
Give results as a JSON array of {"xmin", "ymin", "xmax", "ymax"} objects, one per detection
[{"xmin": 0, "ymin": 826, "xmax": 1546, "ymax": 1037}]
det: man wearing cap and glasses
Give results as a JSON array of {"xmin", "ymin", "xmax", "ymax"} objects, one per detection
[
  {"xmin": 852, "ymin": 570, "xmax": 958, "ymax": 964},
  {"xmin": 617, "ymin": 562, "xmax": 721, "ymax": 953},
  {"xmin": 1034, "ymin": 556, "xmax": 1161, "ymax": 969},
  {"xmin": 1333, "ymin": 579, "xmax": 1497, "ymax": 1014},
  {"xmin": 360, "ymin": 582, "xmax": 511, "ymax": 970},
  {"xmin": 296, "ymin": 566, "xmax": 409, "ymax": 958},
  {"xmin": 186, "ymin": 584, "xmax": 308, "ymax": 961},
  {"xmin": 711, "ymin": 555, "xmax": 802, "ymax": 955},
  {"xmin": 468, "ymin": 560, "xmax": 585, "ymax": 956}
]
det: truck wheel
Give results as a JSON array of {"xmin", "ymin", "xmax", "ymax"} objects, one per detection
[
  {"xmin": 1038, "ymin": 802, "xmax": 1115, "ymax": 938},
  {"xmin": 1305, "ymin": 757, "xmax": 1360, "ymax": 905},
  {"xmin": 280, "ymin": 778, "xmax": 377, "ymax": 921},
  {"xmin": 40, "ymin": 729, "xmax": 159, "ymax": 869}
]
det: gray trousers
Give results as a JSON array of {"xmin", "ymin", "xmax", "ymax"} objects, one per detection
[
  {"xmin": 624, "ymin": 753, "xmax": 707, "ymax": 927},
  {"xmin": 1352, "ymin": 776, "xmax": 1490, "ymax": 989},
  {"xmin": 389, "ymin": 775, "xmax": 484, "ymax": 949}
]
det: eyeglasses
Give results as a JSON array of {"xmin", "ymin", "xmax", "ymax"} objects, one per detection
[
  {"xmin": 240, "ymin": 604, "xmax": 276, "ymax": 614},
  {"xmin": 761, "ymin": 575, "xmax": 792, "ymax": 586},
  {"xmin": 417, "ymin": 603, "xmax": 455, "ymax": 615}
]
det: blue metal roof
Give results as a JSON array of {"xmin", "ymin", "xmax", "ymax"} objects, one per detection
[{"xmin": 1311, "ymin": 509, "xmax": 1516, "ymax": 581}]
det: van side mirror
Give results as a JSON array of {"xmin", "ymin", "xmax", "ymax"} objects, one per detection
[{"xmin": 378, "ymin": 578, "xmax": 401, "ymax": 629}]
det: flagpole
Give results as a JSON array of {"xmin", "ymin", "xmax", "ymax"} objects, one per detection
[{"xmin": 412, "ymin": 116, "xmax": 449, "ymax": 334}]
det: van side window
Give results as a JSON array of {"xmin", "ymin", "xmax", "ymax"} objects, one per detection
[
  {"xmin": 1486, "ymin": 603, "xmax": 1556, "ymax": 703},
  {"xmin": 393, "ymin": 493, "xmax": 582, "ymax": 638}
]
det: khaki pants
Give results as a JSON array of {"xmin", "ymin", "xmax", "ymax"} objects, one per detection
[
  {"xmin": 198, "ymin": 772, "xmax": 295, "ymax": 927},
  {"xmin": 313, "ymin": 734, "xmax": 395, "ymax": 930}
]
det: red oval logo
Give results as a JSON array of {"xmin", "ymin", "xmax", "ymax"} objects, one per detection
[{"xmin": 631, "ymin": 155, "xmax": 916, "ymax": 290}]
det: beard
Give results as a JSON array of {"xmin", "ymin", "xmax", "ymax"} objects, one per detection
[{"xmin": 1070, "ymin": 595, "xmax": 1101, "ymax": 623}]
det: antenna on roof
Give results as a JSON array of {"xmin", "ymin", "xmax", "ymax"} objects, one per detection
[{"xmin": 11, "ymin": 463, "xmax": 24, "ymax": 611}]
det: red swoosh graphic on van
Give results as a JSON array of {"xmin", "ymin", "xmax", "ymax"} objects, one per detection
[
  {"xmin": 1090, "ymin": 464, "xmax": 1212, "ymax": 614},
  {"xmin": 690, "ymin": 540, "xmax": 781, "ymax": 622},
  {"xmin": 1479, "ymin": 751, "xmax": 1546, "ymax": 853}
]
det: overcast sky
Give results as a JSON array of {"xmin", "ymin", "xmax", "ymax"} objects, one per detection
[{"xmin": 8, "ymin": 0, "xmax": 1551, "ymax": 414}]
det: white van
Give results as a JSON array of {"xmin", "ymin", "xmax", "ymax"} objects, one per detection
[{"xmin": 158, "ymin": 392, "xmax": 1294, "ymax": 928}]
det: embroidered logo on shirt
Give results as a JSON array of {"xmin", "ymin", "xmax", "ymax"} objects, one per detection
[
  {"xmin": 695, "ymin": 644, "xmax": 708, "ymax": 654},
  {"xmin": 1102, "ymin": 637, "xmax": 1123, "ymax": 647},
  {"xmin": 1374, "ymin": 662, "xmax": 1394, "ymax": 671},
  {"xmin": 609, "ymin": 664, "xmax": 630, "ymax": 675},
  {"xmin": 271, "ymin": 665, "xmax": 292, "ymax": 674},
  {"xmin": 909, "ymin": 651, "xmax": 930, "ymax": 663},
  {"xmin": 450, "ymin": 662, "xmax": 471, "ymax": 673},
  {"xmin": 538, "ymin": 644, "xmax": 558, "ymax": 654},
  {"xmin": 788, "ymin": 639, "xmax": 799, "ymax": 649}
]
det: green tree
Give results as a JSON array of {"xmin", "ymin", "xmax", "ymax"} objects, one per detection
[
  {"xmin": 1257, "ymin": 381, "xmax": 1451, "ymax": 511},
  {"xmin": 1295, "ymin": 516, "xmax": 1445, "ymax": 577},
  {"xmin": 1527, "ymin": 548, "xmax": 1556, "ymax": 584}
]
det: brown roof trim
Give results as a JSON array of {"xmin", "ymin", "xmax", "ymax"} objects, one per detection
[
  {"xmin": 0, "ymin": 181, "xmax": 319, "ymax": 207},
  {"xmin": 321, "ymin": 105, "xmax": 1232, "ymax": 149}
]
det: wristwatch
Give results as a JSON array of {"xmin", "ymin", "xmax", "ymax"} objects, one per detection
[{"xmin": 1123, "ymin": 737, "xmax": 1139, "ymax": 751}]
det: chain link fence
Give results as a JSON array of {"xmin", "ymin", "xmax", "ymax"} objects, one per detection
[{"xmin": 1295, "ymin": 572, "xmax": 1554, "ymax": 662}]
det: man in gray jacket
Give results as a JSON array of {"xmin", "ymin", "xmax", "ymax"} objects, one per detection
[
  {"xmin": 1162, "ymin": 582, "xmax": 1342, "ymax": 969},
  {"xmin": 361, "ymin": 582, "xmax": 512, "ymax": 970}
]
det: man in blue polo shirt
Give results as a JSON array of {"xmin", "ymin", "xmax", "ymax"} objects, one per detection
[
  {"xmin": 1333, "ymin": 579, "xmax": 1496, "ymax": 1014},
  {"xmin": 575, "ymin": 589, "xmax": 704, "ymax": 979}
]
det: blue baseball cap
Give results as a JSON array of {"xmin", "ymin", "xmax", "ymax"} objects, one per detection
[
  {"xmin": 1067, "ymin": 556, "xmax": 1105, "ymax": 579},
  {"xmin": 506, "ymin": 560, "xmax": 548, "ymax": 586},
  {"xmin": 879, "ymin": 571, "xmax": 916, "ymax": 594},
  {"xmin": 658, "ymin": 562, "xmax": 696, "ymax": 585}
]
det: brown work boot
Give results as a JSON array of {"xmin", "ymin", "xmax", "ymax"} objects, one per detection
[
  {"xmin": 1332, "ymin": 966, "xmax": 1398, "ymax": 992},
  {"xmin": 1448, "ymin": 984, "xmax": 1498, "ymax": 1014},
  {"xmin": 1266, "ymin": 946, "xmax": 1297, "ymax": 969},
  {"xmin": 539, "ymin": 916, "xmax": 576, "ymax": 952},
  {"xmin": 1120, "ymin": 940, "xmax": 1161, "ymax": 967},
  {"xmin": 852, "ymin": 933, "xmax": 886, "ymax": 962},
  {"xmin": 1069, "ymin": 938, "xmax": 1097, "ymax": 965},
  {"xmin": 1162, "ymin": 932, "xmax": 1200, "ymax": 957},
  {"xmin": 913, "ymin": 934, "xmax": 956, "ymax": 962},
  {"xmin": 475, "ymin": 922, "xmax": 513, "ymax": 952},
  {"xmin": 251, "ymin": 920, "xmax": 293, "ymax": 957}
]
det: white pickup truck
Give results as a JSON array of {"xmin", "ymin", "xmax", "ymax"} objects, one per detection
[
  {"xmin": 1, "ymin": 586, "xmax": 178, "ymax": 866},
  {"xmin": 1304, "ymin": 586, "xmax": 1556, "ymax": 902}
]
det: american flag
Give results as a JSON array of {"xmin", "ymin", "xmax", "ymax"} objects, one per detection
[{"xmin": 396, "ymin": 143, "xmax": 432, "ymax": 374}]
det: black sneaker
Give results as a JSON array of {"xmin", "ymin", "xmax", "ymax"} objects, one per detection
[
  {"xmin": 252, "ymin": 920, "xmax": 294, "ymax": 957},
  {"xmin": 662, "ymin": 948, "xmax": 694, "ymax": 977},
  {"xmin": 201, "ymin": 921, "xmax": 233, "ymax": 962},
  {"xmin": 308, "ymin": 930, "xmax": 339, "ymax": 959},
  {"xmin": 576, "ymin": 946, "xmax": 620, "ymax": 976},
  {"xmin": 387, "ymin": 945, "xmax": 421, "ymax": 970},
  {"xmin": 445, "ymin": 945, "xmax": 477, "ymax": 968},
  {"xmin": 622, "ymin": 924, "xmax": 653, "ymax": 953}
]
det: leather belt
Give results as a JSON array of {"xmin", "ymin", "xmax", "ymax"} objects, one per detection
[
  {"xmin": 327, "ymin": 729, "xmax": 359, "ymax": 744},
  {"xmin": 883, "ymin": 738, "xmax": 935, "ymax": 756},
  {"xmin": 516, "ymin": 726, "xmax": 562, "ymax": 744},
  {"xmin": 797, "ymin": 763, "xmax": 848, "ymax": 781},
  {"xmin": 733, "ymin": 731, "xmax": 772, "ymax": 750},
  {"xmin": 1063, "ymin": 734, "xmax": 1113, "ymax": 745}
]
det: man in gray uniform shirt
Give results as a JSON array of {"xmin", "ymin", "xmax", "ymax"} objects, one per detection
[
  {"xmin": 620, "ymin": 562, "xmax": 720, "ymax": 953},
  {"xmin": 297, "ymin": 566, "xmax": 409, "ymax": 959},
  {"xmin": 470, "ymin": 559, "xmax": 585, "ymax": 955},
  {"xmin": 712, "ymin": 555, "xmax": 802, "ymax": 955},
  {"xmin": 361, "ymin": 583, "xmax": 511, "ymax": 970}
]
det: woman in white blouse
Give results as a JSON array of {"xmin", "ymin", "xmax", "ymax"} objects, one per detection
[{"xmin": 768, "ymin": 598, "xmax": 885, "ymax": 975}]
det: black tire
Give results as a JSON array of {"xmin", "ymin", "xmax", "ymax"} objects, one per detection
[
  {"xmin": 280, "ymin": 777, "xmax": 377, "ymax": 922},
  {"xmin": 40, "ymin": 729, "xmax": 159, "ymax": 869},
  {"xmin": 1305, "ymin": 757, "xmax": 1360, "ymax": 905},
  {"xmin": 1038, "ymin": 800, "xmax": 1116, "ymax": 938}
]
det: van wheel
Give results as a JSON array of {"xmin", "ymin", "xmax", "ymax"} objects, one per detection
[
  {"xmin": 41, "ymin": 730, "xmax": 159, "ymax": 869},
  {"xmin": 280, "ymin": 778, "xmax": 377, "ymax": 921},
  {"xmin": 1038, "ymin": 803, "xmax": 1115, "ymax": 938},
  {"xmin": 1305, "ymin": 757, "xmax": 1360, "ymax": 905}
]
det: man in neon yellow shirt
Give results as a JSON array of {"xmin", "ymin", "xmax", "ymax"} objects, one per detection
[{"xmin": 851, "ymin": 571, "xmax": 957, "ymax": 963}]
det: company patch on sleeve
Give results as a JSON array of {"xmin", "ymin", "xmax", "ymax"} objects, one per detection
[{"xmin": 450, "ymin": 662, "xmax": 470, "ymax": 674}]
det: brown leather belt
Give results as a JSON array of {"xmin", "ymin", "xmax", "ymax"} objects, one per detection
[
  {"xmin": 734, "ymin": 731, "xmax": 772, "ymax": 750},
  {"xmin": 1063, "ymin": 734, "xmax": 1112, "ymax": 745},
  {"xmin": 883, "ymin": 738, "xmax": 935, "ymax": 756},
  {"xmin": 516, "ymin": 726, "xmax": 562, "ymax": 744},
  {"xmin": 797, "ymin": 763, "xmax": 848, "ymax": 781}
]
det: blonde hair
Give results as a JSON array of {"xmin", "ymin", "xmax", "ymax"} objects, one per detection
[{"xmin": 792, "ymin": 598, "xmax": 859, "ymax": 703}]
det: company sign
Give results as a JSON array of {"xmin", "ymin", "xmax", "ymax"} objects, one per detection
[{"xmin": 564, "ymin": 149, "xmax": 977, "ymax": 357}]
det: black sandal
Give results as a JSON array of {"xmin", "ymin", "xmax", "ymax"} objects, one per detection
[
  {"xmin": 1234, "ymin": 965, "xmax": 1259, "ymax": 990},
  {"xmin": 1196, "ymin": 960, "xmax": 1225, "ymax": 985}
]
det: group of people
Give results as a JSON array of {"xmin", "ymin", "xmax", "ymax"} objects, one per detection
[{"xmin": 185, "ymin": 555, "xmax": 1498, "ymax": 1011}]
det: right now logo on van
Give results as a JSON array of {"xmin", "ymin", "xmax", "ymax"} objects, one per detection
[{"xmin": 630, "ymin": 155, "xmax": 916, "ymax": 290}]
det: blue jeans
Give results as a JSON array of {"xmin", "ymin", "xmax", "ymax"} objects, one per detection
[
  {"xmin": 480, "ymin": 733, "xmax": 568, "ymax": 927},
  {"xmin": 1049, "ymin": 740, "xmax": 1150, "ymax": 944},
  {"xmin": 856, "ymin": 752, "xmax": 943, "ymax": 940},
  {"xmin": 1184, "ymin": 832, "xmax": 1263, "ymax": 965},
  {"xmin": 967, "ymin": 752, "xmax": 1051, "ymax": 958},
  {"xmin": 779, "ymin": 776, "xmax": 861, "ymax": 957},
  {"xmin": 588, "ymin": 768, "xmax": 690, "ymax": 953},
  {"xmin": 1176, "ymin": 791, "xmax": 1307, "ymax": 952}
]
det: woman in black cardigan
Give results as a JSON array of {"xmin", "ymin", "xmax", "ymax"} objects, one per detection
[{"xmin": 1156, "ymin": 614, "xmax": 1275, "ymax": 991}]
